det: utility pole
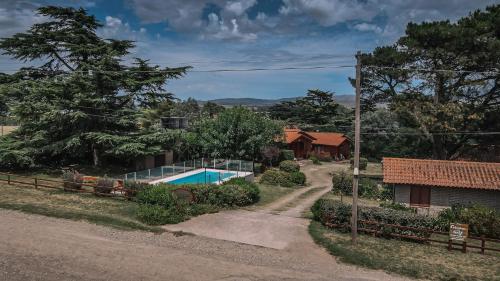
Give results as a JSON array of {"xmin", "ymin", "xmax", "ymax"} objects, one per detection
[{"xmin": 352, "ymin": 51, "xmax": 362, "ymax": 244}]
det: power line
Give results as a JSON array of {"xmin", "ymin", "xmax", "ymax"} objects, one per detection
[
  {"xmin": 0, "ymin": 64, "xmax": 355, "ymax": 73},
  {"xmin": 365, "ymin": 65, "xmax": 500, "ymax": 75}
]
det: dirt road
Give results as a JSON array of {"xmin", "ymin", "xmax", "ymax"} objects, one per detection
[{"xmin": 0, "ymin": 162, "xmax": 408, "ymax": 281}]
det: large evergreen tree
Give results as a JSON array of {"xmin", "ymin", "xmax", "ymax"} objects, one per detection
[
  {"xmin": 0, "ymin": 6, "xmax": 189, "ymax": 168},
  {"xmin": 355, "ymin": 5, "xmax": 500, "ymax": 160},
  {"xmin": 269, "ymin": 89, "xmax": 340, "ymax": 125}
]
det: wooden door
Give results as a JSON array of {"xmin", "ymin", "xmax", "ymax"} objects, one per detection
[{"xmin": 410, "ymin": 186, "xmax": 431, "ymax": 207}]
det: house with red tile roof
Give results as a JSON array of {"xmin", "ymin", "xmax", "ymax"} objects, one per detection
[
  {"xmin": 383, "ymin": 157, "xmax": 500, "ymax": 211},
  {"xmin": 283, "ymin": 128, "xmax": 350, "ymax": 160}
]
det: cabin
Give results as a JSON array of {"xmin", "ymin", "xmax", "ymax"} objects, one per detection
[
  {"xmin": 383, "ymin": 157, "xmax": 500, "ymax": 213},
  {"xmin": 283, "ymin": 129, "xmax": 350, "ymax": 160}
]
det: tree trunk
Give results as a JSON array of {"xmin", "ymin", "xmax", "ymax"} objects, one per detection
[
  {"xmin": 92, "ymin": 145, "xmax": 99, "ymax": 166},
  {"xmin": 432, "ymin": 74, "xmax": 447, "ymax": 160}
]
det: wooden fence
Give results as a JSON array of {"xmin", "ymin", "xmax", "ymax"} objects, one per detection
[
  {"xmin": 0, "ymin": 172, "xmax": 131, "ymax": 198},
  {"xmin": 0, "ymin": 172, "xmax": 195, "ymax": 202},
  {"xmin": 324, "ymin": 218, "xmax": 500, "ymax": 255}
]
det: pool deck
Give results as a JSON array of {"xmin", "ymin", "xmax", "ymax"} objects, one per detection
[{"xmin": 148, "ymin": 168, "xmax": 253, "ymax": 185}]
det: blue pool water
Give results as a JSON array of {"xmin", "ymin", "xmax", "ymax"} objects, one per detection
[{"xmin": 166, "ymin": 170, "xmax": 236, "ymax": 185}]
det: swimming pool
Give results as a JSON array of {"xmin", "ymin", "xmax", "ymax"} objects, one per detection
[{"xmin": 166, "ymin": 170, "xmax": 236, "ymax": 185}]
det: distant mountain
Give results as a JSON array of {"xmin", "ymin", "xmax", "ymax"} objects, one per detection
[{"xmin": 202, "ymin": 95, "xmax": 355, "ymax": 108}]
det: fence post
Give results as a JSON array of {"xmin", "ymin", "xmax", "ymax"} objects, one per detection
[
  {"xmin": 184, "ymin": 161, "xmax": 186, "ymax": 173},
  {"xmin": 481, "ymin": 236, "xmax": 485, "ymax": 254},
  {"xmin": 202, "ymin": 157, "xmax": 204, "ymax": 168},
  {"xmin": 7, "ymin": 174, "xmax": 11, "ymax": 185},
  {"xmin": 125, "ymin": 174, "xmax": 128, "ymax": 181},
  {"xmin": 226, "ymin": 159, "xmax": 229, "ymax": 171},
  {"xmin": 213, "ymin": 159, "xmax": 216, "ymax": 169},
  {"xmin": 134, "ymin": 172, "xmax": 137, "ymax": 181},
  {"xmin": 447, "ymin": 239, "xmax": 452, "ymax": 251},
  {"xmin": 161, "ymin": 166, "xmax": 164, "ymax": 177},
  {"xmin": 239, "ymin": 160, "xmax": 242, "ymax": 172},
  {"xmin": 462, "ymin": 241, "xmax": 467, "ymax": 253},
  {"xmin": 34, "ymin": 178, "xmax": 38, "ymax": 189}
]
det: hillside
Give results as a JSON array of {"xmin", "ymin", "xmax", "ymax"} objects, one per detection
[{"xmin": 202, "ymin": 95, "xmax": 355, "ymax": 108}]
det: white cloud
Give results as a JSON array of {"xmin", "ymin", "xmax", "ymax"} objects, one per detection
[
  {"xmin": 100, "ymin": 15, "xmax": 148, "ymax": 41},
  {"xmin": 105, "ymin": 15, "xmax": 122, "ymax": 28},
  {"xmin": 224, "ymin": 0, "xmax": 257, "ymax": 16},
  {"xmin": 353, "ymin": 23, "xmax": 383, "ymax": 34},
  {"xmin": 204, "ymin": 13, "xmax": 257, "ymax": 41}
]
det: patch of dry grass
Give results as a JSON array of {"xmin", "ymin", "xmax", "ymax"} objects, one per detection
[
  {"xmin": 309, "ymin": 221, "xmax": 500, "ymax": 281},
  {"xmin": 0, "ymin": 184, "xmax": 161, "ymax": 232}
]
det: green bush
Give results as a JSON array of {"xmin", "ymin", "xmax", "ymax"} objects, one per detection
[
  {"xmin": 331, "ymin": 171, "xmax": 353, "ymax": 195},
  {"xmin": 279, "ymin": 160, "xmax": 300, "ymax": 173},
  {"xmin": 350, "ymin": 157, "xmax": 368, "ymax": 170},
  {"xmin": 62, "ymin": 171, "xmax": 83, "ymax": 190},
  {"xmin": 279, "ymin": 149, "xmax": 295, "ymax": 161},
  {"xmin": 289, "ymin": 171, "xmax": 306, "ymax": 185},
  {"xmin": 94, "ymin": 177, "xmax": 114, "ymax": 194},
  {"xmin": 259, "ymin": 169, "xmax": 294, "ymax": 187},
  {"xmin": 311, "ymin": 199, "xmax": 436, "ymax": 238},
  {"xmin": 309, "ymin": 155, "xmax": 321, "ymax": 165},
  {"xmin": 434, "ymin": 204, "xmax": 500, "ymax": 238},
  {"xmin": 124, "ymin": 181, "xmax": 149, "ymax": 199},
  {"xmin": 136, "ymin": 184, "xmax": 177, "ymax": 207},
  {"xmin": 190, "ymin": 180, "xmax": 259, "ymax": 207},
  {"xmin": 136, "ymin": 204, "xmax": 187, "ymax": 225}
]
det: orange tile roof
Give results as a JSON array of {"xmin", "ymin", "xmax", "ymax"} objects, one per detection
[
  {"xmin": 306, "ymin": 132, "xmax": 348, "ymax": 146},
  {"xmin": 283, "ymin": 129, "xmax": 315, "ymax": 144},
  {"xmin": 383, "ymin": 157, "xmax": 500, "ymax": 190}
]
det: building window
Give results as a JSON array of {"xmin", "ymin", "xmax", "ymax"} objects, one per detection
[{"xmin": 410, "ymin": 186, "xmax": 431, "ymax": 207}]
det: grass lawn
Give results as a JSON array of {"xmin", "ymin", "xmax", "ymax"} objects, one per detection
[
  {"xmin": 309, "ymin": 221, "xmax": 500, "ymax": 281},
  {"xmin": 247, "ymin": 183, "xmax": 296, "ymax": 209},
  {"xmin": 0, "ymin": 184, "xmax": 162, "ymax": 233}
]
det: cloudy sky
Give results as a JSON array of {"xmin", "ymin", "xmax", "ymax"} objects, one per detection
[{"xmin": 0, "ymin": 0, "xmax": 497, "ymax": 100}]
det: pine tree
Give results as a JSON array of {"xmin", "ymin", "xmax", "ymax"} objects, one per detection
[{"xmin": 0, "ymin": 6, "xmax": 189, "ymax": 168}]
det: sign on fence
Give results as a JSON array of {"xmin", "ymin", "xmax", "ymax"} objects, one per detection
[{"xmin": 450, "ymin": 223, "xmax": 468, "ymax": 241}]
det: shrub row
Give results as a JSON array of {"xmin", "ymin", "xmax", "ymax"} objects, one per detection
[
  {"xmin": 134, "ymin": 178, "xmax": 260, "ymax": 225},
  {"xmin": 259, "ymin": 160, "xmax": 306, "ymax": 187},
  {"xmin": 190, "ymin": 178, "xmax": 260, "ymax": 207},
  {"xmin": 259, "ymin": 168, "xmax": 306, "ymax": 187},
  {"xmin": 312, "ymin": 199, "xmax": 500, "ymax": 239},
  {"xmin": 311, "ymin": 199, "xmax": 436, "ymax": 238}
]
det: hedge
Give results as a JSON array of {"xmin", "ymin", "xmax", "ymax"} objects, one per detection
[
  {"xmin": 279, "ymin": 160, "xmax": 300, "ymax": 173},
  {"xmin": 311, "ymin": 199, "xmax": 436, "ymax": 238},
  {"xmin": 135, "ymin": 178, "xmax": 260, "ymax": 225}
]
